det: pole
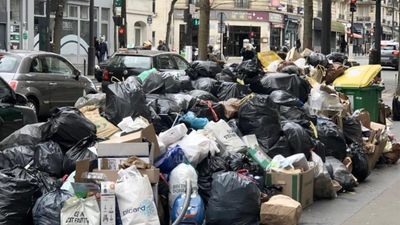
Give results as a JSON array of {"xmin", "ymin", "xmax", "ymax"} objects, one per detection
[
  {"xmin": 45, "ymin": 0, "xmax": 50, "ymax": 51},
  {"xmin": 87, "ymin": 0, "xmax": 95, "ymax": 76},
  {"xmin": 397, "ymin": 1, "xmax": 400, "ymax": 95},
  {"xmin": 349, "ymin": 10, "xmax": 354, "ymax": 58},
  {"xmin": 375, "ymin": 0, "xmax": 381, "ymax": 64},
  {"xmin": 220, "ymin": 12, "xmax": 223, "ymax": 60},
  {"xmin": 321, "ymin": 0, "xmax": 331, "ymax": 54}
]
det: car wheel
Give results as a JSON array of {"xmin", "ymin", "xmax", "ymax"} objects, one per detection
[{"xmin": 26, "ymin": 97, "xmax": 39, "ymax": 115}]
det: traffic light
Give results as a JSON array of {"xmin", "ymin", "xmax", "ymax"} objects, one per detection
[
  {"xmin": 118, "ymin": 26, "xmax": 126, "ymax": 47},
  {"xmin": 192, "ymin": 18, "xmax": 200, "ymax": 26},
  {"xmin": 350, "ymin": 0, "xmax": 357, "ymax": 12}
]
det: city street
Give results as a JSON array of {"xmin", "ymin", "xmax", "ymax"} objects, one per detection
[{"xmin": 301, "ymin": 56, "xmax": 400, "ymax": 225}]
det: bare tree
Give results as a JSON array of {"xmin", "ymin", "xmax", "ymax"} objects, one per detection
[
  {"xmin": 303, "ymin": 0, "xmax": 313, "ymax": 49},
  {"xmin": 52, "ymin": 0, "xmax": 65, "ymax": 53},
  {"xmin": 198, "ymin": 0, "xmax": 211, "ymax": 60},
  {"xmin": 166, "ymin": 0, "xmax": 178, "ymax": 50}
]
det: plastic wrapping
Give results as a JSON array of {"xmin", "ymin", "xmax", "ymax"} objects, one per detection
[
  {"xmin": 61, "ymin": 196, "xmax": 100, "ymax": 225},
  {"xmin": 325, "ymin": 156, "xmax": 357, "ymax": 192},
  {"xmin": 317, "ymin": 119, "xmax": 347, "ymax": 161},
  {"xmin": 206, "ymin": 171, "xmax": 261, "ymax": 225},
  {"xmin": 191, "ymin": 77, "xmax": 219, "ymax": 95},
  {"xmin": 48, "ymin": 107, "xmax": 97, "ymax": 152},
  {"xmin": 311, "ymin": 151, "xmax": 336, "ymax": 199},
  {"xmin": 154, "ymin": 145, "xmax": 187, "ymax": 174},
  {"xmin": 282, "ymin": 121, "xmax": 313, "ymax": 159},
  {"xmin": 269, "ymin": 90, "xmax": 303, "ymax": 107},
  {"xmin": 342, "ymin": 116, "xmax": 363, "ymax": 145},
  {"xmin": 349, "ymin": 144, "xmax": 370, "ymax": 182},
  {"xmin": 307, "ymin": 53, "xmax": 329, "ymax": 67},
  {"xmin": 146, "ymin": 94, "xmax": 182, "ymax": 114},
  {"xmin": 216, "ymin": 82, "xmax": 251, "ymax": 101},
  {"xmin": 189, "ymin": 90, "xmax": 219, "ymax": 102},
  {"xmin": 186, "ymin": 61, "xmax": 222, "ymax": 79},
  {"xmin": 34, "ymin": 141, "xmax": 64, "ymax": 178},
  {"xmin": 0, "ymin": 123, "xmax": 51, "ymax": 150},
  {"xmin": 74, "ymin": 93, "xmax": 106, "ymax": 109}
]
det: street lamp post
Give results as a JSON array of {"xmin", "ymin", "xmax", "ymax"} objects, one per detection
[{"xmin": 87, "ymin": 0, "xmax": 95, "ymax": 76}]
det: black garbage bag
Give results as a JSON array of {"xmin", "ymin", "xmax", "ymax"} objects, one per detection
[
  {"xmin": 279, "ymin": 105, "xmax": 316, "ymax": 123},
  {"xmin": 48, "ymin": 107, "xmax": 96, "ymax": 152},
  {"xmin": 312, "ymin": 139, "xmax": 327, "ymax": 162},
  {"xmin": 392, "ymin": 96, "xmax": 400, "ymax": 121},
  {"xmin": 191, "ymin": 77, "xmax": 219, "ymax": 95},
  {"xmin": 142, "ymin": 71, "xmax": 182, "ymax": 94},
  {"xmin": 190, "ymin": 100, "xmax": 226, "ymax": 122},
  {"xmin": 63, "ymin": 136, "xmax": 98, "ymax": 175},
  {"xmin": 282, "ymin": 121, "xmax": 314, "ymax": 159},
  {"xmin": 236, "ymin": 58, "xmax": 262, "ymax": 80},
  {"xmin": 348, "ymin": 143, "xmax": 370, "ymax": 182},
  {"xmin": 325, "ymin": 156, "xmax": 357, "ymax": 192},
  {"xmin": 216, "ymin": 73, "xmax": 234, "ymax": 82},
  {"xmin": 259, "ymin": 73, "xmax": 310, "ymax": 103},
  {"xmin": 307, "ymin": 52, "xmax": 329, "ymax": 67},
  {"xmin": 342, "ymin": 116, "xmax": 363, "ymax": 145},
  {"xmin": 196, "ymin": 154, "xmax": 228, "ymax": 205},
  {"xmin": 104, "ymin": 76, "xmax": 151, "ymax": 124},
  {"xmin": 146, "ymin": 94, "xmax": 182, "ymax": 114},
  {"xmin": 0, "ymin": 145, "xmax": 35, "ymax": 169},
  {"xmin": 32, "ymin": 189, "xmax": 72, "ymax": 225},
  {"xmin": 189, "ymin": 90, "xmax": 219, "ymax": 102},
  {"xmin": 206, "ymin": 171, "xmax": 261, "ymax": 225},
  {"xmin": 0, "ymin": 123, "xmax": 51, "ymax": 151},
  {"xmin": 178, "ymin": 75, "xmax": 194, "ymax": 91},
  {"xmin": 326, "ymin": 52, "xmax": 348, "ymax": 64},
  {"xmin": 0, "ymin": 166, "xmax": 41, "ymax": 225},
  {"xmin": 317, "ymin": 119, "xmax": 347, "ymax": 161},
  {"xmin": 280, "ymin": 64, "xmax": 301, "ymax": 76},
  {"xmin": 165, "ymin": 93, "xmax": 196, "ymax": 112},
  {"xmin": 269, "ymin": 90, "xmax": 303, "ymax": 107},
  {"xmin": 30, "ymin": 170, "xmax": 58, "ymax": 195},
  {"xmin": 34, "ymin": 141, "xmax": 64, "ymax": 178},
  {"xmin": 265, "ymin": 135, "xmax": 292, "ymax": 158},
  {"xmin": 238, "ymin": 94, "xmax": 282, "ymax": 149},
  {"xmin": 217, "ymin": 82, "xmax": 251, "ymax": 101},
  {"xmin": 186, "ymin": 61, "xmax": 222, "ymax": 79}
]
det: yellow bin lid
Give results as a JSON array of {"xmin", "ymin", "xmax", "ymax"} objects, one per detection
[{"xmin": 333, "ymin": 64, "xmax": 382, "ymax": 88}]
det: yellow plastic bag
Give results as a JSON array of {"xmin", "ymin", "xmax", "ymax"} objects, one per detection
[
  {"xmin": 333, "ymin": 65, "xmax": 382, "ymax": 88},
  {"xmin": 257, "ymin": 51, "xmax": 282, "ymax": 68}
]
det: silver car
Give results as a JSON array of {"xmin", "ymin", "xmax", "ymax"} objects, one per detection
[{"xmin": 0, "ymin": 50, "xmax": 96, "ymax": 116}]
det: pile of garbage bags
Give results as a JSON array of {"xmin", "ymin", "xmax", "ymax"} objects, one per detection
[{"xmin": 0, "ymin": 49, "xmax": 398, "ymax": 225}]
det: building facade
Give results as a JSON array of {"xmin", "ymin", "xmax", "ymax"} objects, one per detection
[{"xmin": 125, "ymin": 0, "xmax": 154, "ymax": 48}]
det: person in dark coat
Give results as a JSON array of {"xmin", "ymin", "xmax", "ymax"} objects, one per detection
[
  {"xmin": 241, "ymin": 43, "xmax": 255, "ymax": 61},
  {"xmin": 157, "ymin": 40, "xmax": 168, "ymax": 51},
  {"xmin": 98, "ymin": 36, "xmax": 108, "ymax": 62}
]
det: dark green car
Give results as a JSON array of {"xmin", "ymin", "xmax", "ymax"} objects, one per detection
[{"xmin": 0, "ymin": 77, "xmax": 37, "ymax": 141}]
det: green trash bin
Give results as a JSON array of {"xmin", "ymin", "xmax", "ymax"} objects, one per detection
[{"xmin": 335, "ymin": 85, "xmax": 384, "ymax": 122}]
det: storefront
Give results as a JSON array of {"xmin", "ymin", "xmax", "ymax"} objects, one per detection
[
  {"xmin": 313, "ymin": 18, "xmax": 345, "ymax": 52},
  {"xmin": 268, "ymin": 12, "xmax": 284, "ymax": 50},
  {"xmin": 173, "ymin": 10, "xmax": 269, "ymax": 56},
  {"xmin": 284, "ymin": 15, "xmax": 300, "ymax": 49}
]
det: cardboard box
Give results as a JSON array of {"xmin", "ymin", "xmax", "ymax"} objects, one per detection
[
  {"xmin": 97, "ymin": 142, "xmax": 154, "ymax": 170},
  {"xmin": 260, "ymin": 195, "xmax": 302, "ymax": 225},
  {"xmin": 103, "ymin": 124, "xmax": 160, "ymax": 158},
  {"xmin": 101, "ymin": 181, "xmax": 116, "ymax": 225},
  {"xmin": 94, "ymin": 168, "xmax": 160, "ymax": 184},
  {"xmin": 365, "ymin": 122, "xmax": 387, "ymax": 170},
  {"xmin": 265, "ymin": 167, "xmax": 314, "ymax": 208},
  {"xmin": 80, "ymin": 106, "xmax": 120, "ymax": 139}
]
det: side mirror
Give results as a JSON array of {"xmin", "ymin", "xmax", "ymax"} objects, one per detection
[{"xmin": 15, "ymin": 93, "xmax": 28, "ymax": 105}]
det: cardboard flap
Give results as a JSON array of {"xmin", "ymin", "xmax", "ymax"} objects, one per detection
[{"xmin": 97, "ymin": 142, "xmax": 151, "ymax": 157}]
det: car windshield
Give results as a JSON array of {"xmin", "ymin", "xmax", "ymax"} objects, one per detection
[
  {"xmin": 0, "ymin": 55, "xmax": 20, "ymax": 73},
  {"xmin": 108, "ymin": 55, "xmax": 151, "ymax": 69}
]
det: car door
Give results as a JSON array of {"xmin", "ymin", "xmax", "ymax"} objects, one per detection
[
  {"xmin": 171, "ymin": 55, "xmax": 190, "ymax": 76},
  {"xmin": 42, "ymin": 55, "xmax": 84, "ymax": 108},
  {"xmin": 156, "ymin": 54, "xmax": 179, "ymax": 73},
  {"xmin": 0, "ymin": 79, "xmax": 23, "ymax": 140}
]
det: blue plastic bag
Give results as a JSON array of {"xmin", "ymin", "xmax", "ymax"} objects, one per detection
[
  {"xmin": 180, "ymin": 111, "xmax": 209, "ymax": 130},
  {"xmin": 154, "ymin": 145, "xmax": 188, "ymax": 174}
]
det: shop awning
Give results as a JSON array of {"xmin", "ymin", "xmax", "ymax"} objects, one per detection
[{"xmin": 313, "ymin": 18, "xmax": 345, "ymax": 33}]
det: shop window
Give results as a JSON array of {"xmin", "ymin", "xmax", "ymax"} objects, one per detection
[
  {"xmin": 94, "ymin": 8, "xmax": 98, "ymax": 20},
  {"xmin": 10, "ymin": 0, "xmax": 21, "ymax": 21},
  {"xmin": 69, "ymin": 5, "xmax": 78, "ymax": 18},
  {"xmin": 235, "ymin": 0, "xmax": 249, "ymax": 8},
  {"xmin": 101, "ymin": 8, "xmax": 109, "ymax": 21},
  {"xmin": 81, "ymin": 6, "xmax": 89, "ymax": 20}
]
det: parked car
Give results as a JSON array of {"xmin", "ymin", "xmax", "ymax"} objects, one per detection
[
  {"xmin": 0, "ymin": 77, "xmax": 37, "ymax": 141},
  {"xmin": 370, "ymin": 41, "xmax": 399, "ymax": 69},
  {"xmin": 0, "ymin": 50, "xmax": 97, "ymax": 116},
  {"xmin": 98, "ymin": 50, "xmax": 190, "ymax": 88}
]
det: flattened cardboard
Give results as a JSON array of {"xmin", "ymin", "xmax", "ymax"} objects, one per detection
[
  {"xmin": 266, "ymin": 167, "xmax": 314, "ymax": 208},
  {"xmin": 104, "ymin": 124, "xmax": 160, "ymax": 158},
  {"xmin": 75, "ymin": 160, "xmax": 90, "ymax": 183}
]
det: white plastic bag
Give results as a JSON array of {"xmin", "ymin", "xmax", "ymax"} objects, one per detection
[
  {"xmin": 169, "ymin": 163, "xmax": 198, "ymax": 208},
  {"xmin": 117, "ymin": 116, "xmax": 149, "ymax": 133},
  {"xmin": 286, "ymin": 153, "xmax": 309, "ymax": 171},
  {"xmin": 205, "ymin": 120, "xmax": 246, "ymax": 153},
  {"xmin": 158, "ymin": 123, "xmax": 188, "ymax": 147},
  {"xmin": 61, "ymin": 196, "xmax": 100, "ymax": 225},
  {"xmin": 174, "ymin": 130, "xmax": 220, "ymax": 166},
  {"xmin": 115, "ymin": 166, "xmax": 160, "ymax": 225}
]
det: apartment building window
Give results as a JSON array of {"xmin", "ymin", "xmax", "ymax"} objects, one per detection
[
  {"xmin": 80, "ymin": 6, "xmax": 89, "ymax": 20},
  {"xmin": 235, "ymin": 0, "xmax": 249, "ymax": 8},
  {"xmin": 69, "ymin": 5, "xmax": 78, "ymax": 18},
  {"xmin": 34, "ymin": 0, "xmax": 45, "ymax": 16}
]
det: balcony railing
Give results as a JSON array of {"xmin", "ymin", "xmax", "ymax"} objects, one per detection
[{"xmin": 235, "ymin": 0, "xmax": 250, "ymax": 8}]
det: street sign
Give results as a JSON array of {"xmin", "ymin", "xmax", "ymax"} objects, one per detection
[
  {"xmin": 189, "ymin": 4, "xmax": 195, "ymax": 15},
  {"xmin": 115, "ymin": 0, "xmax": 123, "ymax": 7},
  {"xmin": 217, "ymin": 12, "xmax": 227, "ymax": 22},
  {"xmin": 147, "ymin": 15, "xmax": 152, "ymax": 24},
  {"xmin": 218, "ymin": 23, "xmax": 226, "ymax": 33}
]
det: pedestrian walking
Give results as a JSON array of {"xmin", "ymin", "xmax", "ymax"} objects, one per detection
[
  {"xmin": 241, "ymin": 43, "xmax": 255, "ymax": 61},
  {"xmin": 157, "ymin": 40, "xmax": 168, "ymax": 51},
  {"xmin": 98, "ymin": 36, "xmax": 108, "ymax": 62}
]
